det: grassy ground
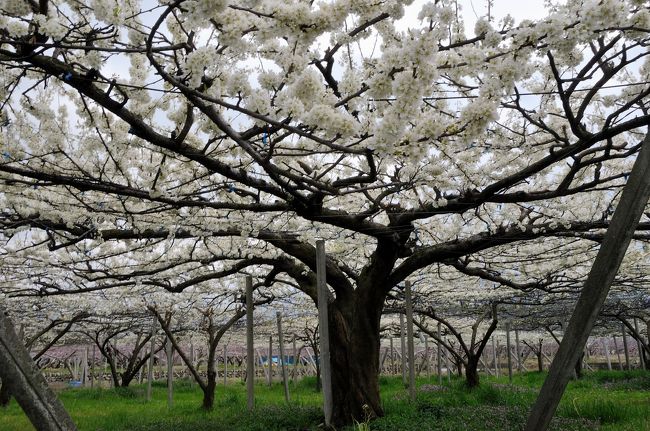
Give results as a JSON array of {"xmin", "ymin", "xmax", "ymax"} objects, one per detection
[{"xmin": 1, "ymin": 370, "xmax": 648, "ymax": 430}]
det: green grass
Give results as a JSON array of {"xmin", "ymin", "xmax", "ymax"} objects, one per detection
[{"xmin": 1, "ymin": 371, "xmax": 649, "ymax": 430}]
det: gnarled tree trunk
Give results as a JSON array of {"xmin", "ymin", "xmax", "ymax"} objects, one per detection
[{"xmin": 328, "ymin": 295, "xmax": 383, "ymax": 428}]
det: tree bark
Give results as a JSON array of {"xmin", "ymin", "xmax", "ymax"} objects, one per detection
[
  {"xmin": 328, "ymin": 298, "xmax": 383, "ymax": 427},
  {"xmin": 202, "ymin": 371, "xmax": 217, "ymax": 410},
  {"xmin": 0, "ymin": 381, "xmax": 11, "ymax": 407},
  {"xmin": 574, "ymin": 353, "xmax": 584, "ymax": 379},
  {"xmin": 465, "ymin": 356, "xmax": 480, "ymax": 388}
]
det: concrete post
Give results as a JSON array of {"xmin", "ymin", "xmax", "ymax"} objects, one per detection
[
  {"xmin": 622, "ymin": 324, "xmax": 630, "ymax": 370},
  {"xmin": 634, "ymin": 318, "xmax": 646, "ymax": 370},
  {"xmin": 316, "ymin": 239, "xmax": 333, "ymax": 427},
  {"xmin": 506, "ymin": 323, "xmax": 513, "ymax": 383},
  {"xmin": 223, "ymin": 345, "xmax": 228, "ymax": 386},
  {"xmin": 166, "ymin": 338, "xmax": 173, "ymax": 409},
  {"xmin": 246, "ymin": 275, "xmax": 255, "ymax": 410},
  {"xmin": 603, "ymin": 338, "xmax": 612, "ymax": 371},
  {"xmin": 404, "ymin": 281, "xmax": 416, "ymax": 400},
  {"xmin": 276, "ymin": 312, "xmax": 290, "ymax": 402},
  {"xmin": 400, "ymin": 314, "xmax": 407, "ymax": 385},
  {"xmin": 146, "ymin": 322, "xmax": 155, "ymax": 402},
  {"xmin": 437, "ymin": 322, "xmax": 442, "ymax": 384},
  {"xmin": 268, "ymin": 335, "xmax": 273, "ymax": 386}
]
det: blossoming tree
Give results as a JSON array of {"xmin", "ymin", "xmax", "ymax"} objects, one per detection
[{"xmin": 1, "ymin": 0, "xmax": 650, "ymax": 425}]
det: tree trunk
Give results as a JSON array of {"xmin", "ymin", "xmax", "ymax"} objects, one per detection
[
  {"xmin": 537, "ymin": 352, "xmax": 543, "ymax": 372},
  {"xmin": 465, "ymin": 356, "xmax": 480, "ymax": 388},
  {"xmin": 0, "ymin": 381, "xmax": 11, "ymax": 407},
  {"xmin": 328, "ymin": 298, "xmax": 383, "ymax": 428},
  {"xmin": 202, "ymin": 371, "xmax": 216, "ymax": 410},
  {"xmin": 574, "ymin": 353, "xmax": 584, "ymax": 379}
]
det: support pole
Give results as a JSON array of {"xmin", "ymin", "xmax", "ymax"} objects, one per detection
[
  {"xmin": 399, "ymin": 314, "xmax": 407, "ymax": 386},
  {"xmin": 437, "ymin": 323, "xmax": 442, "ymax": 384},
  {"xmin": 246, "ymin": 275, "xmax": 255, "ymax": 411},
  {"xmin": 91, "ymin": 346, "xmax": 96, "ymax": 389},
  {"xmin": 634, "ymin": 318, "xmax": 646, "ymax": 370},
  {"xmin": 82, "ymin": 347, "xmax": 88, "ymax": 387},
  {"xmin": 515, "ymin": 329, "xmax": 522, "ymax": 373},
  {"xmin": 316, "ymin": 239, "xmax": 333, "ymax": 427},
  {"xmin": 0, "ymin": 307, "xmax": 77, "ymax": 431},
  {"xmin": 276, "ymin": 312, "xmax": 290, "ymax": 402},
  {"xmin": 506, "ymin": 323, "xmax": 513, "ymax": 383},
  {"xmin": 444, "ymin": 340, "xmax": 451, "ymax": 382},
  {"xmin": 424, "ymin": 335, "xmax": 430, "ymax": 378},
  {"xmin": 146, "ymin": 321, "xmax": 155, "ymax": 402},
  {"xmin": 267, "ymin": 335, "xmax": 273, "ymax": 386},
  {"xmin": 524, "ymin": 136, "xmax": 650, "ymax": 431},
  {"xmin": 390, "ymin": 337, "xmax": 395, "ymax": 375},
  {"xmin": 223, "ymin": 345, "xmax": 228, "ymax": 386},
  {"xmin": 613, "ymin": 337, "xmax": 623, "ymax": 370},
  {"xmin": 603, "ymin": 338, "xmax": 612, "ymax": 371},
  {"xmin": 166, "ymin": 338, "xmax": 173, "ymax": 409},
  {"xmin": 404, "ymin": 281, "xmax": 416, "ymax": 400},
  {"xmin": 622, "ymin": 324, "xmax": 630, "ymax": 370},
  {"xmin": 291, "ymin": 336, "xmax": 297, "ymax": 383},
  {"xmin": 491, "ymin": 336, "xmax": 499, "ymax": 378}
]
